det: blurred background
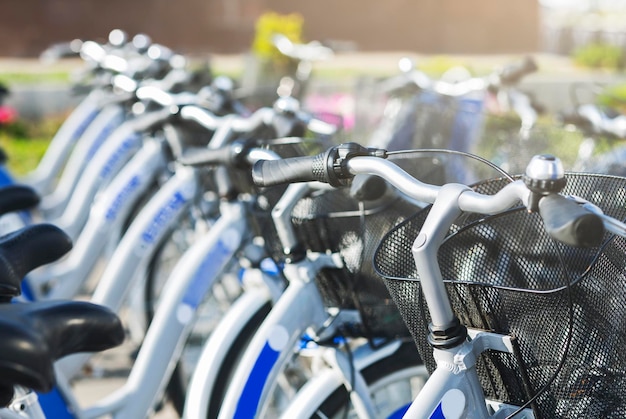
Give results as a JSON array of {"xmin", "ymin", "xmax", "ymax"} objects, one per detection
[
  {"xmin": 2, "ymin": 0, "xmax": 626, "ymax": 57},
  {"xmin": 1, "ymin": 0, "xmax": 541, "ymax": 56},
  {"xmin": 3, "ymin": 0, "xmax": 626, "ymax": 171}
]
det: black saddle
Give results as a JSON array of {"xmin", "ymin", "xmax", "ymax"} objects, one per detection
[
  {"xmin": 0, "ymin": 300, "xmax": 125, "ymax": 404},
  {"xmin": 0, "ymin": 185, "xmax": 40, "ymax": 216},
  {"xmin": 0, "ymin": 223, "xmax": 72, "ymax": 300},
  {"xmin": 0, "ymin": 221, "xmax": 124, "ymax": 405}
]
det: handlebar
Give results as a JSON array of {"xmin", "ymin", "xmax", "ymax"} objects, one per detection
[
  {"xmin": 496, "ymin": 56, "xmax": 538, "ymax": 86},
  {"xmin": 178, "ymin": 140, "xmax": 281, "ymax": 168},
  {"xmin": 252, "ymin": 143, "xmax": 610, "ymax": 248},
  {"xmin": 39, "ymin": 40, "xmax": 83, "ymax": 62},
  {"xmin": 271, "ymin": 34, "xmax": 334, "ymax": 62},
  {"xmin": 558, "ymin": 103, "xmax": 626, "ymax": 139},
  {"xmin": 179, "ymin": 96, "xmax": 333, "ymax": 138},
  {"xmin": 381, "ymin": 56, "xmax": 538, "ymax": 97}
]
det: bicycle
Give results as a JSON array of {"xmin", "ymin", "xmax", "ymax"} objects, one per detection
[
  {"xmin": 39, "ymin": 99, "xmax": 335, "ymax": 417},
  {"xmin": 253, "ymin": 142, "xmax": 626, "ymax": 418},
  {"xmin": 216, "ymin": 144, "xmax": 506, "ymax": 419},
  {"xmin": 16, "ymin": 31, "xmax": 180, "ymax": 199},
  {"xmin": 23, "ymin": 73, "xmax": 249, "ymax": 302},
  {"xmin": 36, "ymin": 38, "xmax": 199, "ymax": 222},
  {"xmin": 558, "ymin": 82, "xmax": 626, "ymax": 176},
  {"xmin": 190, "ymin": 143, "xmax": 480, "ymax": 418},
  {"xmin": 361, "ymin": 56, "xmax": 542, "ymax": 174}
]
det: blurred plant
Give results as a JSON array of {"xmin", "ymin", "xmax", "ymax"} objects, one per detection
[
  {"xmin": 0, "ymin": 115, "xmax": 63, "ymax": 174},
  {"xmin": 572, "ymin": 42, "xmax": 624, "ymax": 70},
  {"xmin": 0, "ymin": 106, "xmax": 17, "ymax": 126},
  {"xmin": 597, "ymin": 83, "xmax": 626, "ymax": 111},
  {"xmin": 251, "ymin": 12, "xmax": 303, "ymax": 65},
  {"xmin": 417, "ymin": 56, "xmax": 477, "ymax": 77}
]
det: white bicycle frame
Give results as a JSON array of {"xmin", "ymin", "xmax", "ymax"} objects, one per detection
[
  {"xmin": 50, "ymin": 147, "xmax": 281, "ymax": 410},
  {"xmin": 27, "ymin": 136, "xmax": 169, "ymax": 301},
  {"xmin": 182, "ymin": 182, "xmax": 314, "ymax": 418},
  {"xmin": 216, "ymin": 179, "xmax": 404, "ymax": 418},
  {"xmin": 2, "ymin": 167, "xmax": 240, "ymax": 418},
  {"xmin": 55, "ymin": 163, "xmax": 273, "ymax": 418},
  {"xmin": 48, "ymin": 107, "xmax": 174, "ymax": 240},
  {"xmin": 183, "ymin": 180, "xmax": 427, "ymax": 419},
  {"xmin": 38, "ymin": 101, "xmax": 127, "ymax": 219},
  {"xmin": 20, "ymin": 89, "xmax": 106, "ymax": 195}
]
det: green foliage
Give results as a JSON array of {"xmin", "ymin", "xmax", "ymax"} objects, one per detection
[
  {"xmin": 597, "ymin": 83, "xmax": 626, "ymax": 110},
  {"xmin": 0, "ymin": 72, "xmax": 71, "ymax": 85},
  {"xmin": 572, "ymin": 43, "xmax": 624, "ymax": 70},
  {"xmin": 0, "ymin": 117, "xmax": 60, "ymax": 175},
  {"xmin": 417, "ymin": 56, "xmax": 476, "ymax": 77},
  {"xmin": 477, "ymin": 114, "xmax": 585, "ymax": 172}
]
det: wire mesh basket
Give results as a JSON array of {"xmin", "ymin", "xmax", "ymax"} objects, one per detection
[
  {"xmin": 374, "ymin": 172, "xmax": 626, "ymax": 417},
  {"xmin": 275, "ymin": 152, "xmax": 482, "ymax": 341},
  {"xmin": 288, "ymin": 185, "xmax": 420, "ymax": 340}
]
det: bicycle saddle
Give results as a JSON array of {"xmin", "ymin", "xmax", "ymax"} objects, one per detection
[
  {"xmin": 0, "ymin": 185, "xmax": 40, "ymax": 216},
  {"xmin": 0, "ymin": 224, "xmax": 72, "ymax": 300},
  {"xmin": 0, "ymin": 300, "xmax": 124, "ymax": 404}
]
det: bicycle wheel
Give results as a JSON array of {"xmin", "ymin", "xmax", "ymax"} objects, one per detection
[{"xmin": 307, "ymin": 340, "xmax": 426, "ymax": 419}]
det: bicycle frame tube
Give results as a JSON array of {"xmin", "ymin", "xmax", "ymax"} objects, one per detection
[
  {"xmin": 183, "ymin": 285, "xmax": 273, "ymax": 418},
  {"xmin": 22, "ymin": 89, "xmax": 105, "ymax": 195},
  {"xmin": 54, "ymin": 165, "xmax": 199, "ymax": 381},
  {"xmin": 35, "ymin": 139, "xmax": 169, "ymax": 301},
  {"xmin": 218, "ymin": 255, "xmax": 341, "ymax": 419},
  {"xmin": 39, "ymin": 104, "xmax": 126, "ymax": 219},
  {"xmin": 51, "ymin": 122, "xmax": 144, "ymax": 239},
  {"xmin": 82, "ymin": 201, "xmax": 249, "ymax": 419}
]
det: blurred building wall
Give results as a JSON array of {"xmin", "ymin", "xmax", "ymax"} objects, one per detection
[{"xmin": 0, "ymin": 0, "xmax": 539, "ymax": 57}]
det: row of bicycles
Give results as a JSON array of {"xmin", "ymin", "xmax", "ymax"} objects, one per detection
[{"xmin": 2, "ymin": 28, "xmax": 626, "ymax": 418}]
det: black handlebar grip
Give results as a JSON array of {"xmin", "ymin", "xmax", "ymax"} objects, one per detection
[
  {"xmin": 252, "ymin": 152, "xmax": 328, "ymax": 187},
  {"xmin": 538, "ymin": 194, "xmax": 604, "ymax": 248},
  {"xmin": 499, "ymin": 56, "xmax": 538, "ymax": 85}
]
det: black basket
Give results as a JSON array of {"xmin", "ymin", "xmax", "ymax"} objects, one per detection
[
  {"xmin": 374, "ymin": 173, "xmax": 626, "ymax": 418},
  {"xmin": 290, "ymin": 186, "xmax": 422, "ymax": 340}
]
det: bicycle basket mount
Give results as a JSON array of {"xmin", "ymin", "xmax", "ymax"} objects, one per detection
[{"xmin": 374, "ymin": 173, "xmax": 626, "ymax": 418}]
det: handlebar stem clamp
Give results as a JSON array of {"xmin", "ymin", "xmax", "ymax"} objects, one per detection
[{"xmin": 427, "ymin": 318, "xmax": 468, "ymax": 350}]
